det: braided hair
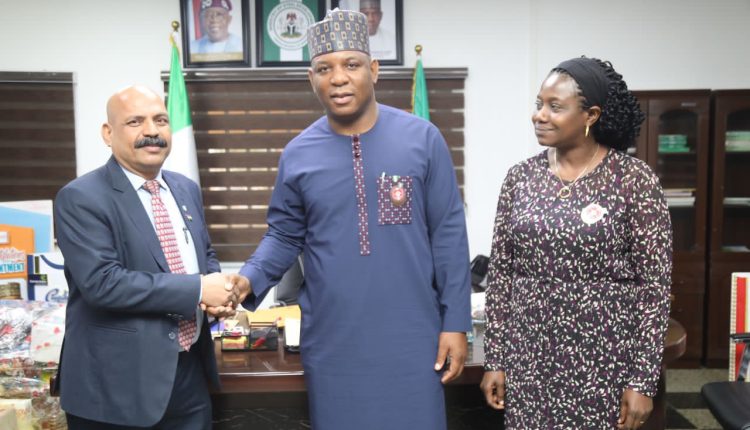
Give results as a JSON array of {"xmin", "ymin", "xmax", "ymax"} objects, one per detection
[{"xmin": 553, "ymin": 57, "xmax": 645, "ymax": 151}]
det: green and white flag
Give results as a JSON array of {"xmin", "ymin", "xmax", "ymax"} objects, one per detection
[
  {"xmin": 164, "ymin": 32, "xmax": 200, "ymax": 185},
  {"xmin": 260, "ymin": 0, "xmax": 319, "ymax": 63},
  {"xmin": 411, "ymin": 55, "xmax": 430, "ymax": 121}
]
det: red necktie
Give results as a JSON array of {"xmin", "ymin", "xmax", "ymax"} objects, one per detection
[{"xmin": 144, "ymin": 180, "xmax": 197, "ymax": 351}]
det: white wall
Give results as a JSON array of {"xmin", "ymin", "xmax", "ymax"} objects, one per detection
[
  {"xmin": 2, "ymin": 0, "xmax": 749, "ymax": 260},
  {"xmin": 402, "ymin": 1, "xmax": 536, "ymax": 260},
  {"xmin": 531, "ymin": 0, "xmax": 750, "ymax": 90},
  {"xmin": 0, "ymin": 0, "xmax": 179, "ymax": 180}
]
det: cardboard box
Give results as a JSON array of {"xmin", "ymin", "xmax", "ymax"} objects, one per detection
[
  {"xmin": 0, "ymin": 225, "xmax": 34, "ymax": 300},
  {"xmin": 0, "ymin": 407, "xmax": 18, "ymax": 430},
  {"xmin": 26, "ymin": 253, "xmax": 68, "ymax": 303},
  {"xmin": 0, "ymin": 408, "xmax": 18, "ymax": 430},
  {"xmin": 0, "ymin": 200, "xmax": 54, "ymax": 253},
  {"xmin": 0, "ymin": 399, "xmax": 32, "ymax": 430}
]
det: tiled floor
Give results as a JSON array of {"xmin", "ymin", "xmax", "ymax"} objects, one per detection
[
  {"xmin": 213, "ymin": 368, "xmax": 730, "ymax": 429},
  {"xmin": 665, "ymin": 368, "xmax": 726, "ymax": 430}
]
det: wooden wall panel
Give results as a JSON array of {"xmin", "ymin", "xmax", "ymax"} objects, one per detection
[
  {"xmin": 164, "ymin": 68, "xmax": 467, "ymax": 261},
  {"xmin": 0, "ymin": 72, "xmax": 76, "ymax": 202}
]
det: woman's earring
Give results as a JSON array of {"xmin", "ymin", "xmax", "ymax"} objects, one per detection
[{"xmin": 585, "ymin": 125, "xmax": 590, "ymax": 138}]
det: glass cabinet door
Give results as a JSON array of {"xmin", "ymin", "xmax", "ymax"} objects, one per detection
[
  {"xmin": 648, "ymin": 97, "xmax": 710, "ymax": 254},
  {"xmin": 716, "ymin": 101, "xmax": 750, "ymax": 254},
  {"xmin": 633, "ymin": 91, "xmax": 711, "ymax": 366},
  {"xmin": 706, "ymin": 90, "xmax": 750, "ymax": 367}
]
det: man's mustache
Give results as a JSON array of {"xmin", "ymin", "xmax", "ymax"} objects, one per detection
[{"xmin": 134, "ymin": 137, "xmax": 168, "ymax": 149}]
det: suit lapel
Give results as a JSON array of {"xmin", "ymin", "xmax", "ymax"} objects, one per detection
[
  {"xmin": 105, "ymin": 157, "xmax": 170, "ymax": 272},
  {"xmin": 163, "ymin": 172, "xmax": 207, "ymax": 274}
]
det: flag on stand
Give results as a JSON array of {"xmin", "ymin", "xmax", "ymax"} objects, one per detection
[
  {"xmin": 411, "ymin": 46, "xmax": 430, "ymax": 121},
  {"xmin": 730, "ymin": 273, "xmax": 750, "ymax": 380},
  {"xmin": 163, "ymin": 30, "xmax": 200, "ymax": 185}
]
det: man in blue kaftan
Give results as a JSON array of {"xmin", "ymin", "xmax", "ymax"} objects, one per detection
[{"xmin": 239, "ymin": 9, "xmax": 471, "ymax": 429}]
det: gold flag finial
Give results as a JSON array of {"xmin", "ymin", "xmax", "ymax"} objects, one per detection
[
  {"xmin": 171, "ymin": 21, "xmax": 180, "ymax": 32},
  {"xmin": 415, "ymin": 45, "xmax": 423, "ymax": 55}
]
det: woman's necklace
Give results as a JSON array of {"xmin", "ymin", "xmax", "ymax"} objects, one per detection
[{"xmin": 552, "ymin": 144, "xmax": 600, "ymax": 199}]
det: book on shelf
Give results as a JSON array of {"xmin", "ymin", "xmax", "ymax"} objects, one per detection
[
  {"xmin": 666, "ymin": 196, "xmax": 695, "ymax": 207},
  {"xmin": 725, "ymin": 130, "xmax": 750, "ymax": 152},
  {"xmin": 726, "ymin": 130, "xmax": 750, "ymax": 140},
  {"xmin": 658, "ymin": 134, "xmax": 689, "ymax": 153},
  {"xmin": 726, "ymin": 142, "xmax": 750, "ymax": 152},
  {"xmin": 723, "ymin": 245, "xmax": 750, "ymax": 252},
  {"xmin": 658, "ymin": 134, "xmax": 688, "ymax": 144},
  {"xmin": 724, "ymin": 197, "xmax": 750, "ymax": 206},
  {"xmin": 664, "ymin": 188, "xmax": 696, "ymax": 197},
  {"xmin": 659, "ymin": 147, "xmax": 690, "ymax": 154}
]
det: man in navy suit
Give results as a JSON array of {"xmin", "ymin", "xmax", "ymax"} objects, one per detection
[{"xmin": 54, "ymin": 85, "xmax": 250, "ymax": 429}]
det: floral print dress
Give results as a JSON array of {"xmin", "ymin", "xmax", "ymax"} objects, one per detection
[{"xmin": 484, "ymin": 149, "xmax": 673, "ymax": 429}]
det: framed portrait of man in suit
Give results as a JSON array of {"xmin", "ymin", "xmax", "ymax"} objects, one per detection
[
  {"xmin": 333, "ymin": 0, "xmax": 403, "ymax": 65},
  {"xmin": 180, "ymin": 0, "xmax": 250, "ymax": 67}
]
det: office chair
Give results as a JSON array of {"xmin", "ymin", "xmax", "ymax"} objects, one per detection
[
  {"xmin": 470, "ymin": 255, "xmax": 489, "ymax": 293},
  {"xmin": 272, "ymin": 255, "xmax": 304, "ymax": 307},
  {"xmin": 701, "ymin": 332, "xmax": 750, "ymax": 430}
]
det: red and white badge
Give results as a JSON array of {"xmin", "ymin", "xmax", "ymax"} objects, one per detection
[
  {"xmin": 390, "ymin": 184, "xmax": 407, "ymax": 206},
  {"xmin": 581, "ymin": 202, "xmax": 607, "ymax": 225}
]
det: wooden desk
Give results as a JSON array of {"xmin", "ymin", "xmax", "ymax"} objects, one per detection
[
  {"xmin": 212, "ymin": 327, "xmax": 488, "ymax": 412},
  {"xmin": 213, "ymin": 331, "xmax": 486, "ymax": 395},
  {"xmin": 214, "ymin": 341, "xmax": 305, "ymax": 394},
  {"xmin": 214, "ymin": 319, "xmax": 687, "ymax": 423}
]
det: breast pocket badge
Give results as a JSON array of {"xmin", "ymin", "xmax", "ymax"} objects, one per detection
[{"xmin": 378, "ymin": 174, "xmax": 413, "ymax": 225}]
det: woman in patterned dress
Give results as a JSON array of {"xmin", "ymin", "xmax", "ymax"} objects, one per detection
[{"xmin": 480, "ymin": 57, "xmax": 673, "ymax": 430}]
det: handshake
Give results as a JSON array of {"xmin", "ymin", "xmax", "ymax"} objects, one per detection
[{"xmin": 200, "ymin": 273, "xmax": 252, "ymax": 319}]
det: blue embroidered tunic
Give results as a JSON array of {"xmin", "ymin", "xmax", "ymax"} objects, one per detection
[{"xmin": 240, "ymin": 104, "xmax": 471, "ymax": 429}]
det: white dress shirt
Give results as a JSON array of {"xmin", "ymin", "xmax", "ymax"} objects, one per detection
[{"xmin": 121, "ymin": 166, "xmax": 203, "ymax": 345}]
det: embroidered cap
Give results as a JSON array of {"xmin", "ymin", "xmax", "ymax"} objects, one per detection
[
  {"xmin": 201, "ymin": 0, "xmax": 231, "ymax": 11},
  {"xmin": 359, "ymin": 0, "xmax": 381, "ymax": 9},
  {"xmin": 307, "ymin": 8, "xmax": 370, "ymax": 59}
]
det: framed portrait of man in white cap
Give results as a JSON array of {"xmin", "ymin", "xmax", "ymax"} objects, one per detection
[
  {"xmin": 180, "ymin": 0, "xmax": 250, "ymax": 67},
  {"xmin": 255, "ymin": 0, "xmax": 326, "ymax": 67},
  {"xmin": 333, "ymin": 0, "xmax": 403, "ymax": 65}
]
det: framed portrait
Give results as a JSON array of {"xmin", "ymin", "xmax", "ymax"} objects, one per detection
[
  {"xmin": 256, "ymin": 0, "xmax": 326, "ymax": 67},
  {"xmin": 180, "ymin": 0, "xmax": 250, "ymax": 67},
  {"xmin": 332, "ymin": 0, "xmax": 403, "ymax": 65}
]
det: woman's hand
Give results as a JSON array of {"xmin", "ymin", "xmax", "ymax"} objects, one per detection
[
  {"xmin": 617, "ymin": 388, "xmax": 652, "ymax": 429},
  {"xmin": 480, "ymin": 370, "xmax": 506, "ymax": 409}
]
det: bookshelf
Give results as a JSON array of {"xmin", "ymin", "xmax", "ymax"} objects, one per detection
[
  {"xmin": 633, "ymin": 90, "xmax": 711, "ymax": 367},
  {"xmin": 706, "ymin": 90, "xmax": 750, "ymax": 366}
]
